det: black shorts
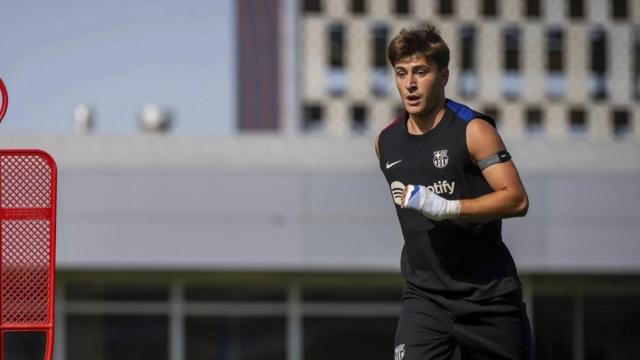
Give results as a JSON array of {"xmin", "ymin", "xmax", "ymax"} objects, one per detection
[{"xmin": 394, "ymin": 284, "xmax": 533, "ymax": 360}]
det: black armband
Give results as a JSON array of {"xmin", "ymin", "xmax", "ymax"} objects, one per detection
[{"xmin": 477, "ymin": 151, "xmax": 511, "ymax": 170}]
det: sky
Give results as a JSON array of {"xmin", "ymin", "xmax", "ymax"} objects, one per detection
[{"xmin": 0, "ymin": 0, "xmax": 235, "ymax": 134}]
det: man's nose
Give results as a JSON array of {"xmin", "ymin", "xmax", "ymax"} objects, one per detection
[{"xmin": 404, "ymin": 75, "xmax": 417, "ymax": 90}]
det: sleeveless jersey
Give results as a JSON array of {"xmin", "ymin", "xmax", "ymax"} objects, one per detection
[{"xmin": 378, "ymin": 98, "xmax": 520, "ymax": 300}]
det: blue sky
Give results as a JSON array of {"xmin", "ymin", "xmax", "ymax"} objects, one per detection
[{"xmin": 0, "ymin": 0, "xmax": 235, "ymax": 134}]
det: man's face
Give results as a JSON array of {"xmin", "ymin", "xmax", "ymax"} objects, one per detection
[{"xmin": 394, "ymin": 56, "xmax": 448, "ymax": 117}]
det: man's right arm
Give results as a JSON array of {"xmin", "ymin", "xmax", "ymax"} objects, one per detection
[{"xmin": 374, "ymin": 134, "xmax": 381, "ymax": 160}]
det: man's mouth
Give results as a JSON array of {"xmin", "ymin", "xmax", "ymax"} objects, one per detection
[{"xmin": 406, "ymin": 95, "xmax": 421, "ymax": 105}]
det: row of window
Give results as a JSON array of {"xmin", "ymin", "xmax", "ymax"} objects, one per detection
[
  {"xmin": 303, "ymin": 103, "xmax": 634, "ymax": 138},
  {"xmin": 7, "ymin": 277, "xmax": 640, "ymax": 360},
  {"xmin": 304, "ymin": 0, "xmax": 633, "ymax": 21},
  {"xmin": 321, "ymin": 23, "xmax": 640, "ymax": 100}
]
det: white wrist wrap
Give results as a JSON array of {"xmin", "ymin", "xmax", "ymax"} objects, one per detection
[{"xmin": 403, "ymin": 184, "xmax": 460, "ymax": 221}]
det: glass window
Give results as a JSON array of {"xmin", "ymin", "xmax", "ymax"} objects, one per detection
[
  {"xmin": 611, "ymin": 0, "xmax": 628, "ymax": 20},
  {"xmin": 590, "ymin": 28, "xmax": 607, "ymax": 100},
  {"xmin": 547, "ymin": 29, "xmax": 564, "ymax": 72},
  {"xmin": 635, "ymin": 28, "xmax": 640, "ymax": 99},
  {"xmin": 569, "ymin": 108, "xmax": 588, "ymax": 136},
  {"xmin": 533, "ymin": 296, "xmax": 574, "ymax": 360},
  {"xmin": 328, "ymin": 24, "xmax": 345, "ymax": 69},
  {"xmin": 439, "ymin": 0, "xmax": 454, "ymax": 16},
  {"xmin": 186, "ymin": 317, "xmax": 286, "ymax": 360},
  {"xmin": 66, "ymin": 282, "xmax": 168, "ymax": 301},
  {"xmin": 303, "ymin": 104, "xmax": 324, "ymax": 133},
  {"xmin": 459, "ymin": 26, "xmax": 477, "ymax": 98},
  {"xmin": 185, "ymin": 285, "xmax": 286, "ymax": 302},
  {"xmin": 504, "ymin": 26, "xmax": 521, "ymax": 71},
  {"xmin": 568, "ymin": 0, "xmax": 584, "ymax": 19},
  {"xmin": 585, "ymin": 296, "xmax": 640, "ymax": 360},
  {"xmin": 351, "ymin": 105, "xmax": 368, "ymax": 134},
  {"xmin": 303, "ymin": 285, "xmax": 401, "ymax": 302},
  {"xmin": 303, "ymin": 0, "xmax": 322, "ymax": 13},
  {"xmin": 525, "ymin": 0, "xmax": 541, "ymax": 18},
  {"xmin": 395, "ymin": 0, "xmax": 410, "ymax": 15},
  {"xmin": 525, "ymin": 107, "xmax": 544, "ymax": 136},
  {"xmin": 482, "ymin": 0, "xmax": 499, "ymax": 17},
  {"xmin": 612, "ymin": 109, "xmax": 631, "ymax": 140},
  {"xmin": 67, "ymin": 315, "xmax": 168, "ymax": 360},
  {"xmin": 304, "ymin": 317, "xmax": 397, "ymax": 360},
  {"xmin": 3, "ymin": 332, "xmax": 46, "ymax": 360},
  {"xmin": 351, "ymin": 0, "xmax": 366, "ymax": 14},
  {"xmin": 372, "ymin": 24, "xmax": 388, "ymax": 69}
]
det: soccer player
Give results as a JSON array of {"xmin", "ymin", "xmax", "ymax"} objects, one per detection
[{"xmin": 375, "ymin": 26, "xmax": 533, "ymax": 360}]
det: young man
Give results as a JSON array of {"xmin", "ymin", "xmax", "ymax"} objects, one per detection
[{"xmin": 375, "ymin": 26, "xmax": 533, "ymax": 359}]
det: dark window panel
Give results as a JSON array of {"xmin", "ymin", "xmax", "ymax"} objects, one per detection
[
  {"xmin": 533, "ymin": 296, "xmax": 574, "ymax": 360},
  {"xmin": 328, "ymin": 23, "xmax": 345, "ymax": 68},
  {"xmin": 612, "ymin": 109, "xmax": 631, "ymax": 139},
  {"xmin": 66, "ymin": 283, "xmax": 168, "ymax": 301},
  {"xmin": 569, "ymin": 0, "xmax": 584, "ymax": 19},
  {"xmin": 569, "ymin": 108, "xmax": 587, "ymax": 134},
  {"xmin": 585, "ymin": 296, "xmax": 640, "ymax": 360},
  {"xmin": 3, "ymin": 332, "xmax": 46, "ymax": 360},
  {"xmin": 503, "ymin": 27, "xmax": 521, "ymax": 71},
  {"xmin": 547, "ymin": 29, "xmax": 564, "ymax": 72},
  {"xmin": 351, "ymin": 0, "xmax": 366, "ymax": 14},
  {"xmin": 303, "ymin": 0, "xmax": 322, "ymax": 13},
  {"xmin": 525, "ymin": 0, "xmax": 541, "ymax": 18},
  {"xmin": 439, "ymin": 0, "xmax": 454, "ymax": 16},
  {"xmin": 186, "ymin": 317, "xmax": 286, "ymax": 360},
  {"xmin": 351, "ymin": 105, "xmax": 368, "ymax": 134},
  {"xmin": 185, "ymin": 285, "xmax": 286, "ymax": 302},
  {"xmin": 611, "ymin": 0, "xmax": 628, "ymax": 20},
  {"xmin": 372, "ymin": 24, "xmax": 389, "ymax": 68},
  {"xmin": 482, "ymin": 0, "xmax": 498, "ymax": 17},
  {"xmin": 304, "ymin": 317, "xmax": 397, "ymax": 360},
  {"xmin": 303, "ymin": 104, "xmax": 324, "ymax": 132},
  {"xmin": 67, "ymin": 315, "xmax": 168, "ymax": 360},
  {"xmin": 460, "ymin": 26, "xmax": 476, "ymax": 70},
  {"xmin": 303, "ymin": 285, "xmax": 401, "ymax": 302},
  {"xmin": 483, "ymin": 106, "xmax": 500, "ymax": 127},
  {"xmin": 525, "ymin": 107, "xmax": 544, "ymax": 134},
  {"xmin": 395, "ymin": 0, "xmax": 410, "ymax": 15}
]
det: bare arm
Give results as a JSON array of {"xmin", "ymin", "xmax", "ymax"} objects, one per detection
[
  {"xmin": 458, "ymin": 118, "xmax": 528, "ymax": 222},
  {"xmin": 374, "ymin": 133, "xmax": 381, "ymax": 160}
]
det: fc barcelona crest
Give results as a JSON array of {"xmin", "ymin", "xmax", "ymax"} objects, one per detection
[{"xmin": 433, "ymin": 150, "xmax": 449, "ymax": 168}]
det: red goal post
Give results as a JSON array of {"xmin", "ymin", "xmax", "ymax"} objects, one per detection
[{"xmin": 0, "ymin": 150, "xmax": 57, "ymax": 360}]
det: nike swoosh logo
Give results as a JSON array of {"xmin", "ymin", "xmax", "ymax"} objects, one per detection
[{"xmin": 386, "ymin": 160, "xmax": 402, "ymax": 169}]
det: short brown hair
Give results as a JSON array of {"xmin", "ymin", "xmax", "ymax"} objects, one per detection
[{"xmin": 387, "ymin": 25, "xmax": 450, "ymax": 69}]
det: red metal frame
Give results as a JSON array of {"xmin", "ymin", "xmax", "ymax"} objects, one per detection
[
  {"xmin": 0, "ymin": 78, "xmax": 7, "ymax": 123},
  {"xmin": 0, "ymin": 150, "xmax": 57, "ymax": 360}
]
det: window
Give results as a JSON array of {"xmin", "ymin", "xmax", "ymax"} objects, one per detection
[
  {"xmin": 568, "ymin": 0, "xmax": 584, "ymax": 19},
  {"xmin": 303, "ymin": 0, "xmax": 322, "ymax": 13},
  {"xmin": 66, "ymin": 282, "xmax": 168, "ymax": 301},
  {"xmin": 351, "ymin": 0, "xmax": 366, "ymax": 14},
  {"xmin": 546, "ymin": 28, "xmax": 565, "ymax": 99},
  {"xmin": 585, "ymin": 296, "xmax": 640, "ymax": 359},
  {"xmin": 185, "ymin": 285, "xmax": 287, "ymax": 302},
  {"xmin": 635, "ymin": 29, "xmax": 640, "ymax": 99},
  {"xmin": 187, "ymin": 317, "xmax": 286, "ymax": 360},
  {"xmin": 3, "ymin": 332, "xmax": 46, "ymax": 360},
  {"xmin": 504, "ymin": 27, "xmax": 521, "ymax": 71},
  {"xmin": 534, "ymin": 296, "xmax": 574, "ymax": 360},
  {"xmin": 483, "ymin": 106, "xmax": 500, "ymax": 128},
  {"xmin": 611, "ymin": 0, "xmax": 628, "ymax": 20},
  {"xmin": 503, "ymin": 26, "xmax": 522, "ymax": 99},
  {"xmin": 525, "ymin": 0, "xmax": 541, "ymax": 18},
  {"xmin": 304, "ymin": 317, "xmax": 397, "ymax": 360},
  {"xmin": 569, "ymin": 108, "xmax": 587, "ymax": 136},
  {"xmin": 439, "ymin": 0, "xmax": 454, "ymax": 16},
  {"xmin": 482, "ymin": 0, "xmax": 498, "ymax": 17},
  {"xmin": 459, "ymin": 26, "xmax": 477, "ymax": 98},
  {"xmin": 351, "ymin": 105, "xmax": 368, "ymax": 134},
  {"xmin": 372, "ymin": 24, "xmax": 388, "ymax": 69},
  {"xmin": 67, "ymin": 315, "xmax": 169, "ymax": 360},
  {"xmin": 525, "ymin": 107, "xmax": 544, "ymax": 136},
  {"xmin": 590, "ymin": 28, "xmax": 607, "ymax": 100},
  {"xmin": 612, "ymin": 109, "xmax": 631, "ymax": 139},
  {"xmin": 303, "ymin": 104, "xmax": 324, "ymax": 133},
  {"xmin": 395, "ymin": 0, "xmax": 410, "ymax": 15},
  {"xmin": 328, "ymin": 24, "xmax": 345, "ymax": 69}
]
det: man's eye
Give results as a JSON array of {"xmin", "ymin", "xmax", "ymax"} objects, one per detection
[
  {"xmin": 396, "ymin": 72, "xmax": 406, "ymax": 77},
  {"xmin": 417, "ymin": 70, "xmax": 427, "ymax": 76}
]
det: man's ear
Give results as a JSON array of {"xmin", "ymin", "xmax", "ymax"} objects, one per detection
[{"xmin": 441, "ymin": 67, "xmax": 449, "ymax": 87}]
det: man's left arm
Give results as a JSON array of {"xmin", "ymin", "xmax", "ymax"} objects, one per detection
[
  {"xmin": 401, "ymin": 118, "xmax": 528, "ymax": 222},
  {"xmin": 457, "ymin": 118, "xmax": 528, "ymax": 222}
]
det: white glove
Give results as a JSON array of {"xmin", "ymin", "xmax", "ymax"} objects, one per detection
[{"xmin": 402, "ymin": 184, "xmax": 460, "ymax": 221}]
